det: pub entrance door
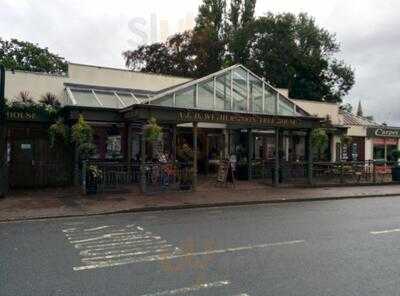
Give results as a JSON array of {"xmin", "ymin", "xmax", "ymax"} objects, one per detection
[{"xmin": 9, "ymin": 139, "xmax": 36, "ymax": 188}]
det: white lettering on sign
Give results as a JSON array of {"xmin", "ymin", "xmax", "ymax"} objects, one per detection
[{"xmin": 21, "ymin": 144, "xmax": 32, "ymax": 150}]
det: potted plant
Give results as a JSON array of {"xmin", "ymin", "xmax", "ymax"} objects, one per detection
[
  {"xmin": 86, "ymin": 165, "xmax": 103, "ymax": 195},
  {"xmin": 391, "ymin": 150, "xmax": 400, "ymax": 181},
  {"xmin": 145, "ymin": 117, "xmax": 163, "ymax": 142},
  {"xmin": 311, "ymin": 128, "xmax": 329, "ymax": 161}
]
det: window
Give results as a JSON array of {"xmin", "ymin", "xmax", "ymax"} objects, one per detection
[
  {"xmin": 232, "ymin": 68, "xmax": 248, "ymax": 112},
  {"xmin": 106, "ymin": 136, "xmax": 122, "ymax": 159},
  {"xmin": 175, "ymin": 87, "xmax": 195, "ymax": 108},
  {"xmin": 373, "ymin": 145, "xmax": 385, "ymax": 161},
  {"xmin": 197, "ymin": 79, "xmax": 214, "ymax": 110},
  {"xmin": 249, "ymin": 74, "xmax": 263, "ymax": 113},
  {"xmin": 70, "ymin": 90, "xmax": 101, "ymax": 107},
  {"xmin": 215, "ymin": 71, "xmax": 232, "ymax": 110}
]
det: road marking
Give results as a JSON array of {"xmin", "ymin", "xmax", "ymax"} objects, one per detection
[
  {"xmin": 370, "ymin": 228, "xmax": 400, "ymax": 235},
  {"xmin": 73, "ymin": 239, "xmax": 305, "ymax": 271},
  {"xmin": 139, "ymin": 280, "xmax": 230, "ymax": 296},
  {"xmin": 64, "ymin": 223, "xmax": 183, "ymax": 271},
  {"xmin": 84, "ymin": 225, "xmax": 116, "ymax": 232}
]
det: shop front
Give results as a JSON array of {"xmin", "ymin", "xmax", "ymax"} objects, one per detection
[
  {"xmin": 367, "ymin": 127, "xmax": 400, "ymax": 162},
  {"xmin": 2, "ymin": 64, "xmax": 326, "ymax": 193}
]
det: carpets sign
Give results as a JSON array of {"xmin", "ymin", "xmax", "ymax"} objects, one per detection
[{"xmin": 367, "ymin": 127, "xmax": 400, "ymax": 138}]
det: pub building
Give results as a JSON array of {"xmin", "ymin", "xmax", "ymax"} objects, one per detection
[{"xmin": 2, "ymin": 63, "xmax": 332, "ymax": 191}]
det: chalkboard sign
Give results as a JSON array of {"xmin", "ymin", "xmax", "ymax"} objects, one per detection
[{"xmin": 217, "ymin": 161, "xmax": 235, "ymax": 186}]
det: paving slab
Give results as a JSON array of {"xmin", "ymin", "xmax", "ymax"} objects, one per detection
[{"xmin": 1, "ymin": 182, "xmax": 400, "ymax": 222}]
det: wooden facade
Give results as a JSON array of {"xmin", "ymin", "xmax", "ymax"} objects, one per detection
[{"xmin": 3, "ymin": 104, "xmax": 324, "ymax": 190}]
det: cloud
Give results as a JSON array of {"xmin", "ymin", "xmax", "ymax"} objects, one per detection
[{"xmin": 1, "ymin": 0, "xmax": 399, "ymax": 124}]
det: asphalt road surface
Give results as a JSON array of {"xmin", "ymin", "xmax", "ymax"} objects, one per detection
[{"xmin": 3, "ymin": 196, "xmax": 400, "ymax": 295}]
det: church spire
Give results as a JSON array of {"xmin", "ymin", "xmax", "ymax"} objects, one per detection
[{"xmin": 356, "ymin": 100, "xmax": 363, "ymax": 117}]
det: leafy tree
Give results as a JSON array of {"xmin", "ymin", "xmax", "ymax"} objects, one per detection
[
  {"xmin": 243, "ymin": 13, "xmax": 354, "ymax": 102},
  {"xmin": 124, "ymin": 31, "xmax": 198, "ymax": 77},
  {"xmin": 227, "ymin": 0, "xmax": 257, "ymax": 65},
  {"xmin": 191, "ymin": 0, "xmax": 227, "ymax": 76},
  {"xmin": 123, "ymin": 3, "xmax": 354, "ymax": 102},
  {"xmin": 0, "ymin": 38, "xmax": 67, "ymax": 74},
  {"xmin": 339, "ymin": 103, "xmax": 353, "ymax": 113}
]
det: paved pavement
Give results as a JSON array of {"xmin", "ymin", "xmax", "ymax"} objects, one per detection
[
  {"xmin": 2, "ymin": 183, "xmax": 400, "ymax": 221},
  {"xmin": 3, "ymin": 196, "xmax": 400, "ymax": 295}
]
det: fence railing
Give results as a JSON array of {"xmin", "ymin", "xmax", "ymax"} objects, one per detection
[
  {"xmin": 250, "ymin": 160, "xmax": 397, "ymax": 185},
  {"xmin": 83, "ymin": 161, "xmax": 194, "ymax": 195},
  {"xmin": 312, "ymin": 160, "xmax": 396, "ymax": 185}
]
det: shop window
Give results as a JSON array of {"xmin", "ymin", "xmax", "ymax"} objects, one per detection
[
  {"xmin": 351, "ymin": 143, "xmax": 358, "ymax": 161},
  {"xmin": 342, "ymin": 144, "xmax": 349, "ymax": 161},
  {"xmin": 373, "ymin": 145, "xmax": 385, "ymax": 161},
  {"xmin": 106, "ymin": 135, "xmax": 122, "ymax": 159},
  {"xmin": 387, "ymin": 145, "xmax": 398, "ymax": 162}
]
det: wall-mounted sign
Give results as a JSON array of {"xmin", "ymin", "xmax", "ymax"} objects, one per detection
[
  {"xmin": 6, "ymin": 111, "xmax": 38, "ymax": 121},
  {"xmin": 367, "ymin": 127, "xmax": 400, "ymax": 138},
  {"xmin": 176, "ymin": 110, "xmax": 302, "ymax": 128}
]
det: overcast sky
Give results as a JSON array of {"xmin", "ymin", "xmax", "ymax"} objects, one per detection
[{"xmin": 1, "ymin": 0, "xmax": 400, "ymax": 124}]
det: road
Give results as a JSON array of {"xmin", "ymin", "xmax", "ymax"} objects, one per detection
[{"xmin": 2, "ymin": 196, "xmax": 400, "ymax": 295}]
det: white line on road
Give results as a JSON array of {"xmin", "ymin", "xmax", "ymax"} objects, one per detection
[
  {"xmin": 73, "ymin": 240, "xmax": 305, "ymax": 271},
  {"xmin": 139, "ymin": 280, "xmax": 231, "ymax": 296},
  {"xmin": 84, "ymin": 225, "xmax": 116, "ymax": 232},
  {"xmin": 370, "ymin": 228, "xmax": 400, "ymax": 235}
]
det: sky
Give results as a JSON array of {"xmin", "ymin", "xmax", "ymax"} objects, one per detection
[{"xmin": 1, "ymin": 0, "xmax": 400, "ymax": 124}]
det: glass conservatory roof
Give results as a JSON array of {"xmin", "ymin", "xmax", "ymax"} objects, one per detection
[
  {"xmin": 65, "ymin": 86, "xmax": 149, "ymax": 109},
  {"xmin": 149, "ymin": 64, "xmax": 309, "ymax": 117}
]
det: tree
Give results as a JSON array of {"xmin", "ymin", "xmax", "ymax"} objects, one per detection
[
  {"xmin": 227, "ymin": 0, "xmax": 257, "ymax": 64},
  {"xmin": 192, "ymin": 0, "xmax": 227, "ymax": 76},
  {"xmin": 340, "ymin": 103, "xmax": 353, "ymax": 113},
  {"xmin": 124, "ymin": 31, "xmax": 198, "ymax": 77},
  {"xmin": 245, "ymin": 13, "xmax": 354, "ymax": 102},
  {"xmin": 0, "ymin": 38, "xmax": 67, "ymax": 74},
  {"xmin": 123, "ymin": 6, "xmax": 354, "ymax": 102}
]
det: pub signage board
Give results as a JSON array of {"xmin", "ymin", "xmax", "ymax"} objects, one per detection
[
  {"xmin": 176, "ymin": 110, "xmax": 303, "ymax": 128},
  {"xmin": 367, "ymin": 127, "xmax": 400, "ymax": 138}
]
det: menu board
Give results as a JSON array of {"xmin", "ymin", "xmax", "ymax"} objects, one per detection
[{"xmin": 217, "ymin": 161, "xmax": 235, "ymax": 185}]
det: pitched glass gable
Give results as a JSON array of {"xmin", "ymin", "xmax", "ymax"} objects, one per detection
[{"xmin": 149, "ymin": 65, "xmax": 309, "ymax": 117}]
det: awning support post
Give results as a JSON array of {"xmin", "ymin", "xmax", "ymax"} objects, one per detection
[
  {"xmin": 306, "ymin": 129, "xmax": 314, "ymax": 185},
  {"xmin": 193, "ymin": 122, "xmax": 198, "ymax": 190},
  {"xmin": 140, "ymin": 129, "xmax": 146, "ymax": 193},
  {"xmin": 274, "ymin": 128, "xmax": 280, "ymax": 187}
]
